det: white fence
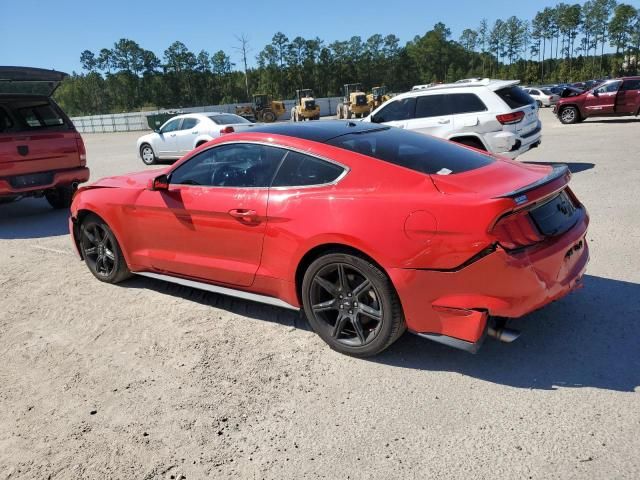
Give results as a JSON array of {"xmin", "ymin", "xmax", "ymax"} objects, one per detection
[{"xmin": 71, "ymin": 97, "xmax": 344, "ymax": 133}]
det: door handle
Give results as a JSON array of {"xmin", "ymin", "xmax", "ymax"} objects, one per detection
[
  {"xmin": 192, "ymin": 131, "xmax": 198, "ymax": 134},
  {"xmin": 438, "ymin": 119, "xmax": 451, "ymax": 124},
  {"xmin": 170, "ymin": 133, "xmax": 176, "ymax": 137},
  {"xmin": 228, "ymin": 209, "xmax": 257, "ymax": 220}
]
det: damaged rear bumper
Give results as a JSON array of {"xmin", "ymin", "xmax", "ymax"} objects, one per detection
[{"xmin": 388, "ymin": 214, "xmax": 589, "ymax": 352}]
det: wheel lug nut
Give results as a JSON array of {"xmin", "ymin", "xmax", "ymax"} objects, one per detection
[
  {"xmin": 347, "ymin": 293, "xmax": 352, "ymax": 297},
  {"xmin": 349, "ymin": 310, "xmax": 353, "ymax": 314},
  {"xmin": 353, "ymin": 302, "xmax": 358, "ymax": 307},
  {"xmin": 339, "ymin": 295, "xmax": 343, "ymax": 299}
]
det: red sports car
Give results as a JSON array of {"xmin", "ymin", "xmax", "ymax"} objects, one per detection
[{"xmin": 69, "ymin": 121, "xmax": 589, "ymax": 356}]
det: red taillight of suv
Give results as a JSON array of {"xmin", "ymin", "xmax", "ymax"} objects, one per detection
[
  {"xmin": 220, "ymin": 126, "xmax": 235, "ymax": 135},
  {"xmin": 490, "ymin": 209, "xmax": 544, "ymax": 249},
  {"xmin": 75, "ymin": 134, "xmax": 86, "ymax": 166},
  {"xmin": 496, "ymin": 111, "xmax": 525, "ymax": 125}
]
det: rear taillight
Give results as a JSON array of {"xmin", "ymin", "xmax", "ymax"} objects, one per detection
[
  {"xmin": 75, "ymin": 135, "xmax": 86, "ymax": 166},
  {"xmin": 220, "ymin": 126, "xmax": 235, "ymax": 134},
  {"xmin": 490, "ymin": 209, "xmax": 544, "ymax": 250},
  {"xmin": 496, "ymin": 111, "xmax": 525, "ymax": 125}
]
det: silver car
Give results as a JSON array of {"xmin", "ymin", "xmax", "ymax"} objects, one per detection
[
  {"xmin": 522, "ymin": 87, "xmax": 560, "ymax": 108},
  {"xmin": 137, "ymin": 112, "xmax": 254, "ymax": 165}
]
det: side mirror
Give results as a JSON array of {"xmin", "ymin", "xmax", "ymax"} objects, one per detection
[
  {"xmin": 149, "ymin": 174, "xmax": 169, "ymax": 191},
  {"xmin": 371, "ymin": 115, "xmax": 383, "ymax": 124},
  {"xmin": 154, "ymin": 128, "xmax": 161, "ymax": 134},
  {"xmin": 592, "ymin": 90, "xmax": 599, "ymax": 97}
]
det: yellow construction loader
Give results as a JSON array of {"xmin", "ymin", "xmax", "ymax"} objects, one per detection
[
  {"xmin": 367, "ymin": 85, "xmax": 390, "ymax": 110},
  {"xmin": 236, "ymin": 94, "xmax": 285, "ymax": 123},
  {"xmin": 291, "ymin": 89, "xmax": 321, "ymax": 121},
  {"xmin": 337, "ymin": 83, "xmax": 370, "ymax": 119}
]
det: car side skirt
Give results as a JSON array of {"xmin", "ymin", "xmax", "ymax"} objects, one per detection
[{"xmin": 135, "ymin": 271, "xmax": 300, "ymax": 311}]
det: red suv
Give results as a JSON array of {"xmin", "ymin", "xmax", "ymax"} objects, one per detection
[
  {"xmin": 0, "ymin": 67, "xmax": 89, "ymax": 208},
  {"xmin": 554, "ymin": 76, "xmax": 640, "ymax": 124}
]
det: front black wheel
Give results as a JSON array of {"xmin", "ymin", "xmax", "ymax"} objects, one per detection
[
  {"xmin": 559, "ymin": 106, "xmax": 579, "ymax": 124},
  {"xmin": 79, "ymin": 214, "xmax": 131, "ymax": 283},
  {"xmin": 302, "ymin": 253, "xmax": 405, "ymax": 357},
  {"xmin": 140, "ymin": 143, "xmax": 157, "ymax": 165}
]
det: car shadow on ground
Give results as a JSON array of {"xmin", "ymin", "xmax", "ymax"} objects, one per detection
[
  {"xmin": 124, "ymin": 273, "xmax": 639, "ymax": 393},
  {"xmin": 377, "ymin": 274, "xmax": 640, "ymax": 393},
  {"xmin": 523, "ymin": 160, "xmax": 595, "ymax": 174},
  {"xmin": 585, "ymin": 118, "xmax": 640, "ymax": 124},
  {"xmin": 0, "ymin": 198, "xmax": 69, "ymax": 239}
]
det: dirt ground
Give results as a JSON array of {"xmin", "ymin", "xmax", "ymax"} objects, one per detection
[{"xmin": 1, "ymin": 109, "xmax": 639, "ymax": 479}]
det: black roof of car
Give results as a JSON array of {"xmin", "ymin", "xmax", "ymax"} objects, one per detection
[{"xmin": 249, "ymin": 120, "xmax": 388, "ymax": 142}]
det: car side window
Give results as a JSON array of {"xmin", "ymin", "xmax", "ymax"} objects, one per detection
[
  {"xmin": 415, "ymin": 95, "xmax": 449, "ymax": 118},
  {"xmin": 181, "ymin": 118, "xmax": 199, "ymax": 130},
  {"xmin": 272, "ymin": 151, "xmax": 345, "ymax": 187},
  {"xmin": 620, "ymin": 79, "xmax": 640, "ymax": 91},
  {"xmin": 449, "ymin": 94, "xmax": 487, "ymax": 115},
  {"xmin": 595, "ymin": 81, "xmax": 622, "ymax": 94},
  {"xmin": 530, "ymin": 89, "xmax": 540, "ymax": 95},
  {"xmin": 169, "ymin": 143, "xmax": 286, "ymax": 188},
  {"xmin": 372, "ymin": 97, "xmax": 416, "ymax": 122},
  {"xmin": 161, "ymin": 118, "xmax": 181, "ymax": 133}
]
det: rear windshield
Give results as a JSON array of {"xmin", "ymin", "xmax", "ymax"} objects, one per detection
[
  {"xmin": 326, "ymin": 127, "xmax": 494, "ymax": 175},
  {"xmin": 208, "ymin": 114, "xmax": 251, "ymax": 125},
  {"xmin": 6, "ymin": 100, "xmax": 68, "ymax": 130},
  {"xmin": 495, "ymin": 86, "xmax": 534, "ymax": 108}
]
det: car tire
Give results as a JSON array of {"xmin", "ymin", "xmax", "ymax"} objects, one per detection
[
  {"xmin": 45, "ymin": 185, "xmax": 75, "ymax": 209},
  {"xmin": 536, "ymin": 100, "xmax": 543, "ymax": 108},
  {"xmin": 559, "ymin": 106, "xmax": 580, "ymax": 124},
  {"xmin": 79, "ymin": 213, "xmax": 131, "ymax": 284},
  {"xmin": 140, "ymin": 143, "xmax": 157, "ymax": 165},
  {"xmin": 302, "ymin": 252, "xmax": 406, "ymax": 357}
]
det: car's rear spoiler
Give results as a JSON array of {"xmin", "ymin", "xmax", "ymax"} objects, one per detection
[
  {"xmin": 0, "ymin": 66, "xmax": 68, "ymax": 96},
  {"xmin": 494, "ymin": 164, "xmax": 570, "ymax": 201}
]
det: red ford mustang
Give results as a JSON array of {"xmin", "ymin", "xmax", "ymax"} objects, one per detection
[{"xmin": 69, "ymin": 121, "xmax": 589, "ymax": 356}]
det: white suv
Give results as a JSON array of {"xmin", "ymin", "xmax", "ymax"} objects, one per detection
[{"xmin": 363, "ymin": 79, "xmax": 541, "ymax": 159}]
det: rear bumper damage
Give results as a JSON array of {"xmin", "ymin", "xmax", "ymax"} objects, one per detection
[{"xmin": 389, "ymin": 213, "xmax": 589, "ymax": 352}]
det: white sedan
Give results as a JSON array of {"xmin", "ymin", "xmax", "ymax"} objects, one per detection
[
  {"xmin": 137, "ymin": 112, "xmax": 255, "ymax": 164},
  {"xmin": 522, "ymin": 87, "xmax": 560, "ymax": 108}
]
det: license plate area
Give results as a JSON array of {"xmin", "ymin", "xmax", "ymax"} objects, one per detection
[
  {"xmin": 8, "ymin": 171, "xmax": 54, "ymax": 189},
  {"xmin": 529, "ymin": 190, "xmax": 581, "ymax": 236}
]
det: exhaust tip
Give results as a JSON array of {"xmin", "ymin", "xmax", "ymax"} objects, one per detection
[{"xmin": 487, "ymin": 326, "xmax": 521, "ymax": 343}]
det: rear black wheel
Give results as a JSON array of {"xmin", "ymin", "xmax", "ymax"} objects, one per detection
[
  {"xmin": 45, "ymin": 185, "xmax": 75, "ymax": 209},
  {"xmin": 262, "ymin": 110, "xmax": 277, "ymax": 123},
  {"xmin": 302, "ymin": 253, "xmax": 405, "ymax": 357},
  {"xmin": 79, "ymin": 214, "xmax": 131, "ymax": 284}
]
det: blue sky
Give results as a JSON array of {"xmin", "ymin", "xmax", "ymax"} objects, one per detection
[{"xmin": 2, "ymin": 0, "xmax": 638, "ymax": 74}]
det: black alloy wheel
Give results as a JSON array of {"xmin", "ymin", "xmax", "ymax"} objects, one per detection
[
  {"xmin": 302, "ymin": 253, "xmax": 405, "ymax": 357},
  {"xmin": 80, "ymin": 214, "xmax": 130, "ymax": 283}
]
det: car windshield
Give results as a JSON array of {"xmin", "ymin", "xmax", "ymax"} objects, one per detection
[
  {"xmin": 327, "ymin": 126, "xmax": 494, "ymax": 175},
  {"xmin": 208, "ymin": 114, "xmax": 251, "ymax": 125}
]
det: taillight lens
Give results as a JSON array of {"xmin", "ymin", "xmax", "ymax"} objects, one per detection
[
  {"xmin": 75, "ymin": 135, "xmax": 86, "ymax": 166},
  {"xmin": 220, "ymin": 126, "xmax": 235, "ymax": 134},
  {"xmin": 496, "ymin": 111, "xmax": 525, "ymax": 125},
  {"xmin": 491, "ymin": 210, "xmax": 544, "ymax": 249}
]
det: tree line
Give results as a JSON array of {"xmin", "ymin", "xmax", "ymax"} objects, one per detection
[{"xmin": 55, "ymin": 0, "xmax": 640, "ymax": 116}]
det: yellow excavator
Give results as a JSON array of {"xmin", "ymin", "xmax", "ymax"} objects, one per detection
[
  {"xmin": 291, "ymin": 89, "xmax": 321, "ymax": 121},
  {"xmin": 337, "ymin": 83, "xmax": 370, "ymax": 119},
  {"xmin": 367, "ymin": 86, "xmax": 390, "ymax": 110},
  {"xmin": 236, "ymin": 94, "xmax": 285, "ymax": 123}
]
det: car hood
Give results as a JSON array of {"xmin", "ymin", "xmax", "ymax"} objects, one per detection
[
  {"xmin": 0, "ymin": 66, "xmax": 68, "ymax": 96},
  {"xmin": 430, "ymin": 158, "xmax": 555, "ymax": 199},
  {"xmin": 88, "ymin": 169, "xmax": 165, "ymax": 189}
]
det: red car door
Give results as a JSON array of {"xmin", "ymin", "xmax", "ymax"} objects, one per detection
[
  {"xmin": 128, "ymin": 143, "xmax": 285, "ymax": 287},
  {"xmin": 615, "ymin": 78, "xmax": 640, "ymax": 114},
  {"xmin": 584, "ymin": 80, "xmax": 622, "ymax": 115}
]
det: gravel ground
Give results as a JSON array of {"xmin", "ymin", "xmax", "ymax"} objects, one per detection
[{"xmin": 1, "ymin": 109, "xmax": 639, "ymax": 479}]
